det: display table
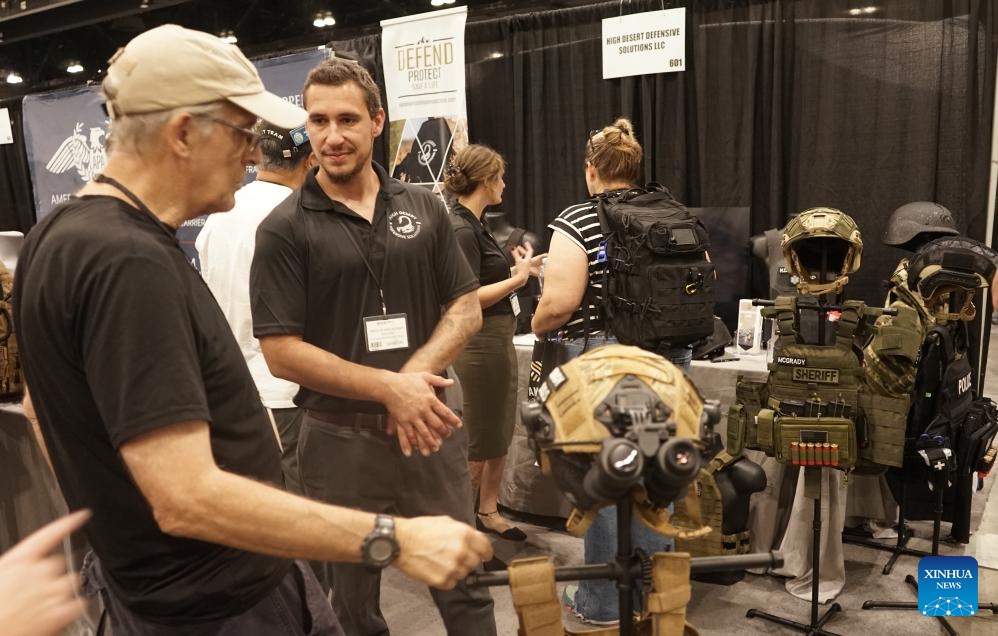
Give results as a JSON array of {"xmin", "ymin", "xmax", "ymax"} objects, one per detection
[
  {"xmin": 687, "ymin": 349, "xmax": 769, "ymax": 444},
  {"xmin": 498, "ymin": 342, "xmax": 770, "ymax": 520}
]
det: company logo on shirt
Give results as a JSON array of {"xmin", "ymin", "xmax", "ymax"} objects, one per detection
[
  {"xmin": 388, "ymin": 210, "xmax": 422, "ymax": 240},
  {"xmin": 918, "ymin": 556, "xmax": 978, "ymax": 616}
]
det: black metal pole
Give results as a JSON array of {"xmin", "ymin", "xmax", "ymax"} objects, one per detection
[
  {"xmin": 617, "ymin": 497, "xmax": 635, "ymax": 636},
  {"xmin": 465, "ymin": 551, "xmax": 784, "ymax": 588},
  {"xmin": 811, "ymin": 472, "xmax": 821, "ymax": 626}
]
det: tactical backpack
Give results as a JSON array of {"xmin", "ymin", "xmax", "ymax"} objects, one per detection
[
  {"xmin": 593, "ymin": 183, "xmax": 715, "ymax": 350},
  {"xmin": 0, "ymin": 260, "xmax": 22, "ymax": 398}
]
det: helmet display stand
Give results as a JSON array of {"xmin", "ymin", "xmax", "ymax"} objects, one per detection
[
  {"xmin": 746, "ymin": 466, "xmax": 842, "ymax": 635},
  {"xmin": 467, "ymin": 493, "xmax": 782, "ymax": 636},
  {"xmin": 746, "ymin": 244, "xmax": 846, "ymax": 636},
  {"xmin": 859, "ymin": 294, "xmax": 998, "ymax": 629},
  {"xmin": 507, "ymin": 345, "xmax": 785, "ymax": 635}
]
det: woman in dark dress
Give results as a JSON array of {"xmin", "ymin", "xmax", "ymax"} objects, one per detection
[{"xmin": 445, "ymin": 145, "xmax": 541, "ymax": 551}]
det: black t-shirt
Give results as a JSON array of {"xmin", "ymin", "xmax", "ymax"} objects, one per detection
[
  {"xmin": 450, "ymin": 202, "xmax": 515, "ymax": 318},
  {"xmin": 13, "ymin": 196, "xmax": 289, "ymax": 623},
  {"xmin": 251, "ymin": 163, "xmax": 479, "ymax": 413}
]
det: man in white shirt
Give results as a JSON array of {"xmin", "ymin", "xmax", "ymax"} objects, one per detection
[{"xmin": 196, "ymin": 121, "xmax": 314, "ymax": 493}]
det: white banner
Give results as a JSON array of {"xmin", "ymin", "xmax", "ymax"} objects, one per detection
[
  {"xmin": 602, "ymin": 8, "xmax": 686, "ymax": 79},
  {"xmin": 0, "ymin": 108, "xmax": 12, "ymax": 145},
  {"xmin": 381, "ymin": 6, "xmax": 468, "ymax": 188}
]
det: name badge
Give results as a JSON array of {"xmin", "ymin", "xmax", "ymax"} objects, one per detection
[
  {"xmin": 509, "ymin": 292, "xmax": 521, "ymax": 317},
  {"xmin": 363, "ymin": 313, "xmax": 409, "ymax": 352}
]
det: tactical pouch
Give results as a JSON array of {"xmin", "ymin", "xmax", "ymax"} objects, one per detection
[
  {"xmin": 726, "ymin": 404, "xmax": 746, "ymax": 456},
  {"xmin": 755, "ymin": 408, "xmax": 776, "ymax": 455},
  {"xmin": 959, "ymin": 398, "xmax": 998, "ymax": 474},
  {"xmin": 858, "ymin": 390, "xmax": 908, "ymax": 468},
  {"xmin": 735, "ymin": 377, "xmax": 768, "ymax": 449},
  {"xmin": 774, "ymin": 416, "xmax": 857, "ymax": 470}
]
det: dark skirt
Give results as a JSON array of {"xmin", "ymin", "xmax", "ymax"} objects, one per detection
[{"xmin": 453, "ymin": 313, "xmax": 517, "ymax": 461}]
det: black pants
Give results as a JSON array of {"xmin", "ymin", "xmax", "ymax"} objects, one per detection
[
  {"xmin": 298, "ymin": 414, "xmax": 496, "ymax": 636},
  {"xmin": 270, "ymin": 406, "xmax": 304, "ymax": 495},
  {"xmin": 85, "ymin": 555, "xmax": 342, "ymax": 635}
]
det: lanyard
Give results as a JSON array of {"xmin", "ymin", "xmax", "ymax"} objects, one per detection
[
  {"xmin": 339, "ymin": 215, "xmax": 391, "ymax": 316},
  {"xmin": 92, "ymin": 174, "xmax": 179, "ymax": 243}
]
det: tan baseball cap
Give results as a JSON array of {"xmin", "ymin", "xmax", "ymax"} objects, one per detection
[{"xmin": 102, "ymin": 24, "xmax": 306, "ymax": 129}]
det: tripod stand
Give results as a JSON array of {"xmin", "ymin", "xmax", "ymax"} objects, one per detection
[
  {"xmin": 861, "ymin": 469, "xmax": 998, "ymax": 633},
  {"xmin": 746, "ymin": 467, "xmax": 843, "ymax": 636},
  {"xmin": 842, "ymin": 478, "xmax": 930, "ymax": 575}
]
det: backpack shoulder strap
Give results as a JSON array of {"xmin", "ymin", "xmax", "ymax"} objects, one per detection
[
  {"xmin": 771, "ymin": 296, "xmax": 797, "ymax": 348},
  {"xmin": 836, "ymin": 300, "xmax": 864, "ymax": 349},
  {"xmin": 592, "ymin": 195, "xmax": 612, "ymax": 238}
]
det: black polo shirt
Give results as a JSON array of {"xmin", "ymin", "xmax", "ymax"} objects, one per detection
[
  {"xmin": 251, "ymin": 162, "xmax": 479, "ymax": 413},
  {"xmin": 450, "ymin": 202, "xmax": 515, "ymax": 318}
]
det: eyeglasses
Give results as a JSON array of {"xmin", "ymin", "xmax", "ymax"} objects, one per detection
[{"xmin": 193, "ymin": 113, "xmax": 262, "ymax": 152}]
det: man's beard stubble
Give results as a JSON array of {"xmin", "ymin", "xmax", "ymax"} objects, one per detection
[{"xmin": 325, "ymin": 162, "xmax": 365, "ymax": 184}]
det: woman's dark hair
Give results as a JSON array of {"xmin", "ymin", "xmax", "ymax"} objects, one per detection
[{"xmin": 443, "ymin": 144, "xmax": 506, "ymax": 197}]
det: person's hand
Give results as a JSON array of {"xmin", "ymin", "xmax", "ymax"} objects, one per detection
[
  {"xmin": 510, "ymin": 242, "xmax": 535, "ymax": 285},
  {"xmin": 0, "ymin": 510, "xmax": 91, "ymax": 636},
  {"xmin": 394, "ymin": 515, "xmax": 493, "ymax": 589},
  {"xmin": 384, "ymin": 372, "xmax": 462, "ymax": 457},
  {"xmin": 518, "ymin": 245, "xmax": 546, "ymax": 278}
]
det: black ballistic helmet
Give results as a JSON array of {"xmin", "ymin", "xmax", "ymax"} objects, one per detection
[
  {"xmin": 907, "ymin": 236, "xmax": 997, "ymax": 322},
  {"xmin": 882, "ymin": 202, "xmax": 959, "ymax": 251}
]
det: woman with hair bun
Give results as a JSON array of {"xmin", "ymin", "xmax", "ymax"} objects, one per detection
[
  {"xmin": 533, "ymin": 118, "xmax": 691, "ymax": 626},
  {"xmin": 445, "ymin": 144, "xmax": 543, "ymax": 566}
]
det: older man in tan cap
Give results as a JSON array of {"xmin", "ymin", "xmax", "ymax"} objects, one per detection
[{"xmin": 13, "ymin": 25, "xmax": 491, "ymax": 634}]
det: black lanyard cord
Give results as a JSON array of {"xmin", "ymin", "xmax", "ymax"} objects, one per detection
[
  {"xmin": 92, "ymin": 173, "xmax": 178, "ymax": 242},
  {"xmin": 338, "ymin": 215, "xmax": 391, "ymax": 316}
]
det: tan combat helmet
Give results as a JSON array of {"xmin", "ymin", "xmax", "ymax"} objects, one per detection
[
  {"xmin": 782, "ymin": 207, "xmax": 863, "ymax": 296},
  {"xmin": 524, "ymin": 345, "xmax": 711, "ymax": 539}
]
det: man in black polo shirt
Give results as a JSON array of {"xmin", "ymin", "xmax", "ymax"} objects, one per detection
[
  {"xmin": 251, "ymin": 58, "xmax": 496, "ymax": 634},
  {"xmin": 14, "ymin": 26, "xmax": 491, "ymax": 634}
]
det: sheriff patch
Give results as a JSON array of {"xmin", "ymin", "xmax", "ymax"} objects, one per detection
[{"xmin": 792, "ymin": 367, "xmax": 839, "ymax": 384}]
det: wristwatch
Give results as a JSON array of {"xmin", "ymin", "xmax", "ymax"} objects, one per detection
[{"xmin": 361, "ymin": 514, "xmax": 399, "ymax": 571}]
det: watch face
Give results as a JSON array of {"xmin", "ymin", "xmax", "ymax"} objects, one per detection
[{"xmin": 368, "ymin": 536, "xmax": 396, "ymax": 563}]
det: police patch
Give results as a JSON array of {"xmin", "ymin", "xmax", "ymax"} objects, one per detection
[{"xmin": 792, "ymin": 367, "xmax": 840, "ymax": 384}]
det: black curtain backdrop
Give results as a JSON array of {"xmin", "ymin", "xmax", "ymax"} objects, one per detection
[
  {"xmin": 1, "ymin": 0, "xmax": 995, "ymax": 304},
  {"xmin": 0, "ymin": 96, "xmax": 36, "ymax": 232},
  {"xmin": 453, "ymin": 0, "xmax": 998, "ymax": 305}
]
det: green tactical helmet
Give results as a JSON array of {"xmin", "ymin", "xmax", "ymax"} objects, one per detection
[{"xmin": 781, "ymin": 207, "xmax": 863, "ymax": 295}]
